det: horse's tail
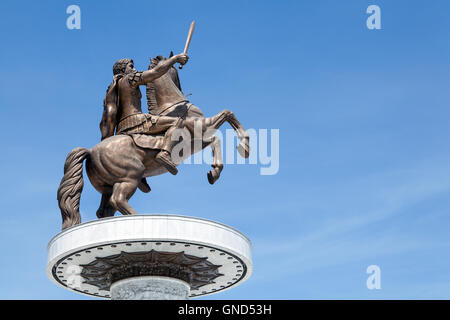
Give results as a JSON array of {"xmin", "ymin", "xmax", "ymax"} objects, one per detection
[{"xmin": 57, "ymin": 147, "xmax": 90, "ymax": 230}]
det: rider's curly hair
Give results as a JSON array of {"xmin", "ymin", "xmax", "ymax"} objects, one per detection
[{"xmin": 113, "ymin": 58, "xmax": 133, "ymax": 75}]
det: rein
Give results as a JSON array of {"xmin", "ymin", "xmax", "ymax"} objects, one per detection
[{"xmin": 155, "ymin": 100, "xmax": 189, "ymax": 116}]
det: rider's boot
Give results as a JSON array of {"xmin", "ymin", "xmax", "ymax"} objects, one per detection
[{"xmin": 155, "ymin": 126, "xmax": 180, "ymax": 175}]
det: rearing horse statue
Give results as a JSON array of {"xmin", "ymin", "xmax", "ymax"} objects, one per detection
[{"xmin": 57, "ymin": 55, "xmax": 250, "ymax": 230}]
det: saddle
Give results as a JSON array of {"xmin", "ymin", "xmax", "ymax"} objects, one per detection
[
  {"xmin": 129, "ymin": 133, "xmax": 164, "ymax": 150},
  {"xmin": 116, "ymin": 113, "xmax": 164, "ymax": 150}
]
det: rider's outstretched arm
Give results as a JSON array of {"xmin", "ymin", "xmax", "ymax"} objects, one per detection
[{"xmin": 140, "ymin": 53, "xmax": 188, "ymax": 84}]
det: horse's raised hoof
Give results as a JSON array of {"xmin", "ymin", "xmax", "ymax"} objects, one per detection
[
  {"xmin": 237, "ymin": 139, "xmax": 250, "ymax": 159},
  {"xmin": 207, "ymin": 171, "xmax": 217, "ymax": 185}
]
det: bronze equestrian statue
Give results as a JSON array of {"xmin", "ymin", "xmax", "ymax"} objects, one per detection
[{"xmin": 57, "ymin": 52, "xmax": 250, "ymax": 230}]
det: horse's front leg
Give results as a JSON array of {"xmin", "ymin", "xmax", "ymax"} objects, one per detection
[
  {"xmin": 203, "ymin": 110, "xmax": 250, "ymax": 159},
  {"xmin": 206, "ymin": 136, "xmax": 223, "ymax": 184},
  {"xmin": 182, "ymin": 118, "xmax": 224, "ymax": 184}
]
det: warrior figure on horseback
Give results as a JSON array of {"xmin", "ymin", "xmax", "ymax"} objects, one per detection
[
  {"xmin": 57, "ymin": 51, "xmax": 250, "ymax": 230},
  {"xmin": 100, "ymin": 53, "xmax": 189, "ymax": 175}
]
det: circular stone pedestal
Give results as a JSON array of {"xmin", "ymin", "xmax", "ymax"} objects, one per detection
[{"xmin": 46, "ymin": 215, "xmax": 252, "ymax": 299}]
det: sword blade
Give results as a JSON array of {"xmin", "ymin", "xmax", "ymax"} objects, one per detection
[{"xmin": 183, "ymin": 21, "xmax": 196, "ymax": 54}]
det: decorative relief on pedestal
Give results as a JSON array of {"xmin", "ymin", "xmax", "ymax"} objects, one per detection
[
  {"xmin": 80, "ymin": 250, "xmax": 223, "ymax": 291},
  {"xmin": 111, "ymin": 277, "xmax": 190, "ymax": 300}
]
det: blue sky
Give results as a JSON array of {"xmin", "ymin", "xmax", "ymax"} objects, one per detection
[{"xmin": 1, "ymin": 0, "xmax": 450, "ymax": 299}]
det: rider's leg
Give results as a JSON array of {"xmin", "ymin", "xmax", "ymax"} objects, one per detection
[
  {"xmin": 152, "ymin": 118, "xmax": 184, "ymax": 175},
  {"xmin": 154, "ymin": 125, "xmax": 180, "ymax": 175}
]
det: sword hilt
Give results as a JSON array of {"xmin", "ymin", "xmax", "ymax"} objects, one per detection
[{"xmin": 179, "ymin": 57, "xmax": 186, "ymax": 70}]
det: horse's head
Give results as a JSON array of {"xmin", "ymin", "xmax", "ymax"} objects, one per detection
[
  {"xmin": 148, "ymin": 52, "xmax": 182, "ymax": 91},
  {"xmin": 147, "ymin": 52, "xmax": 184, "ymax": 114}
]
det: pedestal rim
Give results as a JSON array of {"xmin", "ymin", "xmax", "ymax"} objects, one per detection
[{"xmin": 48, "ymin": 214, "xmax": 252, "ymax": 251}]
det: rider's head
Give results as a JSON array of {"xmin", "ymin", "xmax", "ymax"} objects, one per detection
[{"xmin": 113, "ymin": 59, "xmax": 135, "ymax": 75}]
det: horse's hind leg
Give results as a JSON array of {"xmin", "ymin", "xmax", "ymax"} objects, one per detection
[
  {"xmin": 96, "ymin": 193, "xmax": 116, "ymax": 218},
  {"xmin": 206, "ymin": 136, "xmax": 223, "ymax": 184},
  {"xmin": 110, "ymin": 181, "xmax": 139, "ymax": 216}
]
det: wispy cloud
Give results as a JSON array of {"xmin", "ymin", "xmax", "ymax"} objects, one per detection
[{"xmin": 252, "ymin": 159, "xmax": 450, "ymax": 281}]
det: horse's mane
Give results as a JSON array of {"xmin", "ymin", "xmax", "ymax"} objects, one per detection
[{"xmin": 146, "ymin": 55, "xmax": 182, "ymax": 114}]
